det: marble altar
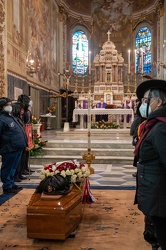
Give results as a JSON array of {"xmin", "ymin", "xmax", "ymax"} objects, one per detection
[{"xmin": 72, "ymin": 108, "xmax": 134, "ymax": 129}]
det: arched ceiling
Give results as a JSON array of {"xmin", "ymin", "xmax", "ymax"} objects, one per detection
[
  {"xmin": 64, "ymin": 0, "xmax": 159, "ymax": 34},
  {"xmin": 62, "ymin": 0, "xmax": 161, "ymax": 55},
  {"xmin": 64, "ymin": 0, "xmax": 161, "ymax": 30}
]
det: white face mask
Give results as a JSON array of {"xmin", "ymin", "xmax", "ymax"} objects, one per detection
[
  {"xmin": 4, "ymin": 105, "xmax": 12, "ymax": 113},
  {"xmin": 139, "ymin": 99, "xmax": 157, "ymax": 118}
]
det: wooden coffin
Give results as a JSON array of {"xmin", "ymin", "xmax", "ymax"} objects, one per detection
[{"xmin": 27, "ymin": 186, "xmax": 83, "ymax": 240}]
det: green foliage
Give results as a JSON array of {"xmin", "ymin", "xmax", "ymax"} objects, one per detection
[
  {"xmin": 30, "ymin": 132, "xmax": 47, "ymax": 156},
  {"xmin": 91, "ymin": 121, "xmax": 119, "ymax": 129}
]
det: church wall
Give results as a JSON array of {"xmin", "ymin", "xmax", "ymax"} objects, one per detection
[
  {"xmin": 6, "ymin": 0, "xmax": 61, "ymax": 93},
  {"xmin": 4, "ymin": 0, "xmax": 64, "ymax": 128}
]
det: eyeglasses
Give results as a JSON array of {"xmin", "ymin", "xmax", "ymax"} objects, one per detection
[
  {"xmin": 142, "ymin": 96, "xmax": 156, "ymax": 104},
  {"xmin": 141, "ymin": 97, "xmax": 148, "ymax": 103}
]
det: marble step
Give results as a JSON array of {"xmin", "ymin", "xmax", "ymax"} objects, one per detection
[
  {"xmin": 44, "ymin": 140, "xmax": 134, "ymax": 149},
  {"xmin": 42, "ymin": 147, "xmax": 134, "ymax": 157},
  {"xmin": 30, "ymin": 154, "xmax": 134, "ymax": 165}
]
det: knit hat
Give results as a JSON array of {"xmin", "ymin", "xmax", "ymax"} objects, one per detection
[
  {"xmin": 136, "ymin": 79, "xmax": 166, "ymax": 100},
  {"xmin": 0, "ymin": 97, "xmax": 12, "ymax": 109}
]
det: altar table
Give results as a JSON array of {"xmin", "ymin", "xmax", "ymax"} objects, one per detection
[{"xmin": 72, "ymin": 108, "xmax": 134, "ymax": 129}]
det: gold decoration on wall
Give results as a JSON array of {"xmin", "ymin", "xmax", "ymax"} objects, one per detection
[
  {"xmin": 0, "ymin": 0, "xmax": 5, "ymax": 97},
  {"xmin": 48, "ymin": 101, "xmax": 56, "ymax": 114}
]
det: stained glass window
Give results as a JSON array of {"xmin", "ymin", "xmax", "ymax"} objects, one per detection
[
  {"xmin": 135, "ymin": 26, "xmax": 152, "ymax": 74},
  {"xmin": 72, "ymin": 30, "xmax": 89, "ymax": 75}
]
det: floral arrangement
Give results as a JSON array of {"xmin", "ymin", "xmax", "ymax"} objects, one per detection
[
  {"xmin": 30, "ymin": 132, "xmax": 47, "ymax": 156},
  {"xmin": 91, "ymin": 120, "xmax": 119, "ymax": 129},
  {"xmin": 32, "ymin": 115, "xmax": 40, "ymax": 124},
  {"xmin": 39, "ymin": 160, "xmax": 97, "ymax": 204},
  {"xmin": 40, "ymin": 160, "xmax": 90, "ymax": 184}
]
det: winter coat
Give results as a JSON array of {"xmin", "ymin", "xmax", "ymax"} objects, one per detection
[
  {"xmin": 0, "ymin": 110, "xmax": 28, "ymax": 154},
  {"xmin": 130, "ymin": 115, "xmax": 145, "ymax": 146},
  {"xmin": 136, "ymin": 107, "xmax": 166, "ymax": 217}
]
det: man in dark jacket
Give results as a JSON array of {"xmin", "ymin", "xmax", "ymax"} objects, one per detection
[
  {"xmin": 134, "ymin": 79, "xmax": 166, "ymax": 250},
  {"xmin": 0, "ymin": 97, "xmax": 28, "ymax": 194}
]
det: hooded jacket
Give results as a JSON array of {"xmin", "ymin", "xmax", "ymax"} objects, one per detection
[
  {"xmin": 0, "ymin": 110, "xmax": 28, "ymax": 154},
  {"xmin": 136, "ymin": 106, "xmax": 166, "ymax": 217}
]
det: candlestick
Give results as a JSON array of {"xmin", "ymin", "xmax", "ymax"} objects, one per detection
[
  {"xmin": 88, "ymin": 93, "xmax": 91, "ymax": 149},
  {"xmin": 128, "ymin": 49, "xmax": 130, "ymax": 74},
  {"xmin": 142, "ymin": 49, "xmax": 144, "ymax": 73},
  {"xmin": 76, "ymin": 53, "xmax": 77, "ymax": 74},
  {"xmin": 134, "ymin": 49, "xmax": 136, "ymax": 73},
  {"xmin": 89, "ymin": 51, "xmax": 91, "ymax": 75}
]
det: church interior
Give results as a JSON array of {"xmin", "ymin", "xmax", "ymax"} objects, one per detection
[{"xmin": 0, "ymin": 0, "xmax": 166, "ymax": 249}]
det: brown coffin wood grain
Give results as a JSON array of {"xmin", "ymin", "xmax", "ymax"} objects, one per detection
[{"xmin": 27, "ymin": 187, "xmax": 83, "ymax": 240}]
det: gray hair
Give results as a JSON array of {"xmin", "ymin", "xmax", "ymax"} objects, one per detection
[{"xmin": 150, "ymin": 89, "xmax": 166, "ymax": 104}]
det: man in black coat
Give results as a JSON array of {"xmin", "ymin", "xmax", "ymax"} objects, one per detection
[{"xmin": 0, "ymin": 97, "xmax": 27, "ymax": 194}]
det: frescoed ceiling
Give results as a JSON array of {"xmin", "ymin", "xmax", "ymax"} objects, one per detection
[
  {"xmin": 64, "ymin": 0, "xmax": 159, "ymax": 47},
  {"xmin": 65, "ymin": 0, "xmax": 157, "ymax": 32},
  {"xmin": 63, "ymin": 0, "xmax": 161, "ymax": 59}
]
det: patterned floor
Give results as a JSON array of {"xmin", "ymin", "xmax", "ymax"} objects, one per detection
[{"xmin": 0, "ymin": 163, "xmax": 136, "ymax": 193}]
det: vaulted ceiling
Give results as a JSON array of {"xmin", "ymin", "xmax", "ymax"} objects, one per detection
[
  {"xmin": 61, "ymin": 0, "xmax": 162, "ymax": 60},
  {"xmin": 63, "ymin": 0, "xmax": 160, "ymax": 50},
  {"xmin": 64, "ymin": 0, "xmax": 158, "ymax": 32}
]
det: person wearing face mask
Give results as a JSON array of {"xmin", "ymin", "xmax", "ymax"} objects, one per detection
[
  {"xmin": 134, "ymin": 79, "xmax": 166, "ymax": 250},
  {"xmin": 17, "ymin": 94, "xmax": 34, "ymax": 175},
  {"xmin": 130, "ymin": 99, "xmax": 146, "ymax": 177},
  {"xmin": 0, "ymin": 97, "xmax": 28, "ymax": 194}
]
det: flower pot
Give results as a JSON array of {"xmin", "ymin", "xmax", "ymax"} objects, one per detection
[{"xmin": 32, "ymin": 123, "xmax": 42, "ymax": 136}]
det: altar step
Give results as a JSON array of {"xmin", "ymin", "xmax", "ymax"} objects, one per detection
[{"xmin": 30, "ymin": 138, "xmax": 134, "ymax": 165}]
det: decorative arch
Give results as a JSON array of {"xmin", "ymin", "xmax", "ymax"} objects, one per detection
[{"xmin": 135, "ymin": 24, "xmax": 152, "ymax": 74}]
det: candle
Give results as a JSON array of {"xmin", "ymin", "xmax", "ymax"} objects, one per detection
[
  {"xmin": 134, "ymin": 49, "xmax": 136, "ymax": 73},
  {"xmin": 142, "ymin": 49, "xmax": 144, "ymax": 73},
  {"xmin": 88, "ymin": 93, "xmax": 91, "ymax": 149},
  {"xmin": 89, "ymin": 51, "xmax": 91, "ymax": 75},
  {"xmin": 76, "ymin": 53, "xmax": 77, "ymax": 74},
  {"xmin": 128, "ymin": 49, "xmax": 130, "ymax": 74}
]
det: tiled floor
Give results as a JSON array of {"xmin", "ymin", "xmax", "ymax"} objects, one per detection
[
  {"xmin": 0, "ymin": 163, "xmax": 136, "ymax": 191},
  {"xmin": 0, "ymin": 129, "xmax": 136, "ymax": 192}
]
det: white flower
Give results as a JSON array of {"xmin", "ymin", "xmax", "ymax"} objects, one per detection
[
  {"xmin": 83, "ymin": 171, "xmax": 90, "ymax": 177},
  {"xmin": 40, "ymin": 174, "xmax": 46, "ymax": 180},
  {"xmin": 54, "ymin": 170, "xmax": 60, "ymax": 174},
  {"xmin": 77, "ymin": 172, "xmax": 83, "ymax": 178},
  {"xmin": 81, "ymin": 166, "xmax": 86, "ymax": 172},
  {"xmin": 70, "ymin": 169, "xmax": 75, "ymax": 175},
  {"xmin": 40, "ymin": 161, "xmax": 90, "ymax": 183},
  {"xmin": 60, "ymin": 170, "xmax": 66, "ymax": 178},
  {"xmin": 70, "ymin": 174, "xmax": 77, "ymax": 183},
  {"xmin": 66, "ymin": 169, "xmax": 72, "ymax": 176},
  {"xmin": 47, "ymin": 172, "xmax": 54, "ymax": 177},
  {"xmin": 74, "ymin": 168, "xmax": 79, "ymax": 173}
]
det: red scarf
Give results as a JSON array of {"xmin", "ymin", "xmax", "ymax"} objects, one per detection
[{"xmin": 134, "ymin": 117, "xmax": 166, "ymax": 157}]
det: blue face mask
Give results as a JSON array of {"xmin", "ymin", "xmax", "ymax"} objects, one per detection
[
  {"xmin": 139, "ymin": 99, "xmax": 157, "ymax": 118},
  {"xmin": 139, "ymin": 103, "xmax": 148, "ymax": 118}
]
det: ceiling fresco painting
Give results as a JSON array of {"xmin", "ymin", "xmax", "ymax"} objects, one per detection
[
  {"xmin": 92, "ymin": 0, "xmax": 134, "ymax": 33},
  {"xmin": 63, "ymin": 0, "xmax": 158, "ymax": 55}
]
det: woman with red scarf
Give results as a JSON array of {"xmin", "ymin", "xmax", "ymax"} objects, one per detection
[{"xmin": 134, "ymin": 79, "xmax": 166, "ymax": 250}]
